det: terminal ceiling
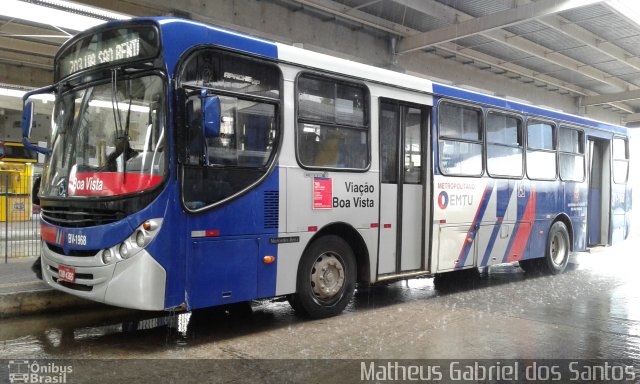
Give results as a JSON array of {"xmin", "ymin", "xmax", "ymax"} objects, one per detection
[{"xmin": 3, "ymin": 0, "xmax": 640, "ymax": 125}]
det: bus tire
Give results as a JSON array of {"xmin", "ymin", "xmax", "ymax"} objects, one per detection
[
  {"xmin": 541, "ymin": 221, "xmax": 571, "ymax": 275},
  {"xmin": 288, "ymin": 235, "xmax": 356, "ymax": 319}
]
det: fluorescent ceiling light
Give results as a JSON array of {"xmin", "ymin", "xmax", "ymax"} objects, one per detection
[
  {"xmin": 89, "ymin": 100, "xmax": 150, "ymax": 113},
  {"xmin": 0, "ymin": 0, "xmax": 130, "ymax": 32},
  {"xmin": 0, "ymin": 87, "xmax": 55, "ymax": 103}
]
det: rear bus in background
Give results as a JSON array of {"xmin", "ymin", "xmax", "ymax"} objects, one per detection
[{"xmin": 21, "ymin": 17, "xmax": 631, "ymax": 318}]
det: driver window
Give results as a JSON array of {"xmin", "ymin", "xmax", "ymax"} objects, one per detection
[{"xmin": 179, "ymin": 50, "xmax": 280, "ymax": 210}]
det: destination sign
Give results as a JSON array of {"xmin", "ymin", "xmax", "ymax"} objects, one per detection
[
  {"xmin": 56, "ymin": 25, "xmax": 159, "ymax": 80},
  {"xmin": 67, "ymin": 36, "xmax": 140, "ymax": 74}
]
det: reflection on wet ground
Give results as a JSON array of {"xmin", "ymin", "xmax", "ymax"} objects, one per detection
[{"xmin": 1, "ymin": 239, "xmax": 640, "ymax": 360}]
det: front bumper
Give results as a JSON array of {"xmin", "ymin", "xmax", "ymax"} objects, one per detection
[{"xmin": 41, "ymin": 241, "xmax": 167, "ymax": 310}]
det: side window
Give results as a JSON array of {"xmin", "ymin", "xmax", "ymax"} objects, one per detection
[
  {"xmin": 613, "ymin": 138, "xmax": 629, "ymax": 184},
  {"xmin": 179, "ymin": 50, "xmax": 280, "ymax": 210},
  {"xmin": 438, "ymin": 102, "xmax": 482, "ymax": 176},
  {"xmin": 526, "ymin": 121, "xmax": 556, "ymax": 180},
  {"xmin": 379, "ymin": 103, "xmax": 399, "ymax": 183},
  {"xmin": 486, "ymin": 111, "xmax": 523, "ymax": 177},
  {"xmin": 296, "ymin": 74, "xmax": 369, "ymax": 169},
  {"xmin": 558, "ymin": 126, "xmax": 584, "ymax": 182}
]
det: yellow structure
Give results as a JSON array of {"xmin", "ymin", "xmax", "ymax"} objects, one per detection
[{"xmin": 0, "ymin": 141, "xmax": 37, "ymax": 222}]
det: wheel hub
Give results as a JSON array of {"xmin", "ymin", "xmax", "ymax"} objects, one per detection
[
  {"xmin": 311, "ymin": 254, "xmax": 345, "ymax": 301},
  {"xmin": 551, "ymin": 232, "xmax": 567, "ymax": 265}
]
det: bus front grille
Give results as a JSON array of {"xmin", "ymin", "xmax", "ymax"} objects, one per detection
[{"xmin": 42, "ymin": 207, "xmax": 125, "ymax": 228}]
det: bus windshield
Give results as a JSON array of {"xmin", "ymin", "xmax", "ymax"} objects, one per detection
[{"xmin": 41, "ymin": 74, "xmax": 166, "ymax": 198}]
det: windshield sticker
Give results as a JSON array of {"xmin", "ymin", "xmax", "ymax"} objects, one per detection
[{"xmin": 68, "ymin": 172, "xmax": 162, "ymax": 196}]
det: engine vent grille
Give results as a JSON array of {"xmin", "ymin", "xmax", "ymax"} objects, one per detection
[{"xmin": 263, "ymin": 191, "xmax": 279, "ymax": 229}]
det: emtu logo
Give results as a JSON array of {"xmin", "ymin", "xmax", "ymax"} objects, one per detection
[{"xmin": 438, "ymin": 191, "xmax": 449, "ymax": 210}]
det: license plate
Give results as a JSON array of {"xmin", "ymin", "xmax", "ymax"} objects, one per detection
[{"xmin": 58, "ymin": 265, "xmax": 76, "ymax": 283}]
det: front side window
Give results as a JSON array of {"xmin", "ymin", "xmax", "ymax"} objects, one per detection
[
  {"xmin": 486, "ymin": 111, "xmax": 523, "ymax": 177},
  {"xmin": 297, "ymin": 75, "xmax": 369, "ymax": 170},
  {"xmin": 558, "ymin": 126, "xmax": 584, "ymax": 182},
  {"xmin": 613, "ymin": 137, "xmax": 629, "ymax": 184},
  {"xmin": 526, "ymin": 121, "xmax": 556, "ymax": 180},
  {"xmin": 179, "ymin": 50, "xmax": 280, "ymax": 210},
  {"xmin": 41, "ymin": 74, "xmax": 166, "ymax": 198},
  {"xmin": 438, "ymin": 102, "xmax": 483, "ymax": 176}
]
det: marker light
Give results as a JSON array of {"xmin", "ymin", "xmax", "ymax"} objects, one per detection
[{"xmin": 263, "ymin": 255, "xmax": 276, "ymax": 264}]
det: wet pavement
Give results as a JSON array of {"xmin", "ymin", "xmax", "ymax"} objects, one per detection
[{"xmin": 0, "ymin": 239, "xmax": 639, "ymax": 380}]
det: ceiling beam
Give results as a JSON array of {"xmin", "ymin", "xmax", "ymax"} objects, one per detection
[
  {"xmin": 397, "ymin": 0, "xmax": 603, "ymax": 54},
  {"xmin": 401, "ymin": 0, "xmax": 634, "ymax": 91},
  {"xmin": 436, "ymin": 42, "xmax": 633, "ymax": 113},
  {"xmin": 287, "ymin": 0, "xmax": 634, "ymax": 113},
  {"xmin": 289, "ymin": 0, "xmax": 414, "ymax": 35},
  {"xmin": 394, "ymin": 0, "xmax": 637, "ymax": 95},
  {"xmin": 0, "ymin": 50, "xmax": 54, "ymax": 69},
  {"xmin": 622, "ymin": 112, "xmax": 640, "ymax": 123},
  {"xmin": 0, "ymin": 22, "xmax": 71, "ymax": 44},
  {"xmin": 537, "ymin": 14, "xmax": 640, "ymax": 72},
  {"xmin": 583, "ymin": 89, "xmax": 640, "ymax": 105},
  {"xmin": 0, "ymin": 36, "xmax": 59, "ymax": 57}
]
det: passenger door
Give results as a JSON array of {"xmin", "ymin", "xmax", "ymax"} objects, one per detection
[{"xmin": 378, "ymin": 100, "xmax": 429, "ymax": 275}]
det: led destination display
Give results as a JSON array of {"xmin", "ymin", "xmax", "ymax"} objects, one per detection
[{"xmin": 56, "ymin": 25, "xmax": 159, "ymax": 80}]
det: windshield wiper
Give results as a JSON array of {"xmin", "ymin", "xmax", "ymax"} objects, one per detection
[{"xmin": 109, "ymin": 68, "xmax": 134, "ymax": 181}]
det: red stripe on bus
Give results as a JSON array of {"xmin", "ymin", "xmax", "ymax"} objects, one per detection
[
  {"xmin": 506, "ymin": 191, "xmax": 536, "ymax": 262},
  {"xmin": 41, "ymin": 225, "xmax": 57, "ymax": 244}
]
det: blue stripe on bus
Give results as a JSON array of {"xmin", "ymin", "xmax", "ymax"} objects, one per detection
[
  {"xmin": 480, "ymin": 181, "xmax": 513, "ymax": 267},
  {"xmin": 456, "ymin": 182, "xmax": 493, "ymax": 270}
]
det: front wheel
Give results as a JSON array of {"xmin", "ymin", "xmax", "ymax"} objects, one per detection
[
  {"xmin": 541, "ymin": 221, "xmax": 571, "ymax": 274},
  {"xmin": 288, "ymin": 235, "xmax": 356, "ymax": 319}
]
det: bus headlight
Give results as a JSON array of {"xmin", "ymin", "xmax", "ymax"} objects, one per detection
[
  {"xmin": 110, "ymin": 219, "xmax": 163, "ymax": 262},
  {"xmin": 135, "ymin": 230, "xmax": 148, "ymax": 247},
  {"xmin": 102, "ymin": 249, "xmax": 114, "ymax": 264},
  {"xmin": 119, "ymin": 242, "xmax": 132, "ymax": 259}
]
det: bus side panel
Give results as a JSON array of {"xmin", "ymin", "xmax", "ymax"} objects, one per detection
[
  {"xmin": 477, "ymin": 179, "xmax": 518, "ymax": 268},
  {"xmin": 432, "ymin": 176, "xmax": 492, "ymax": 272},
  {"xmin": 184, "ymin": 168, "xmax": 279, "ymax": 310},
  {"xmin": 565, "ymin": 181, "xmax": 588, "ymax": 252},
  {"xmin": 502, "ymin": 179, "xmax": 536, "ymax": 263},
  {"xmin": 276, "ymin": 167, "xmax": 378, "ymax": 291}
]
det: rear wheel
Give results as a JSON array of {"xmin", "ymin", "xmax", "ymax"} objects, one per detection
[
  {"xmin": 288, "ymin": 235, "xmax": 356, "ymax": 319},
  {"xmin": 540, "ymin": 221, "xmax": 571, "ymax": 274}
]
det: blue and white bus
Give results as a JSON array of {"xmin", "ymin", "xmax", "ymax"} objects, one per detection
[{"xmin": 22, "ymin": 17, "xmax": 631, "ymax": 318}]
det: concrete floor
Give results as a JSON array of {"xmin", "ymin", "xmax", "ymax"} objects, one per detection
[{"xmin": 0, "ymin": 238, "xmax": 639, "ymax": 382}]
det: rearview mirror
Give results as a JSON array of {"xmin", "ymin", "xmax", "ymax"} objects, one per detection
[
  {"xmin": 21, "ymin": 100, "xmax": 34, "ymax": 139},
  {"xmin": 201, "ymin": 90, "xmax": 221, "ymax": 138}
]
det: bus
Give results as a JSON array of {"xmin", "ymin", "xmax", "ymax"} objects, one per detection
[{"xmin": 21, "ymin": 17, "xmax": 631, "ymax": 318}]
